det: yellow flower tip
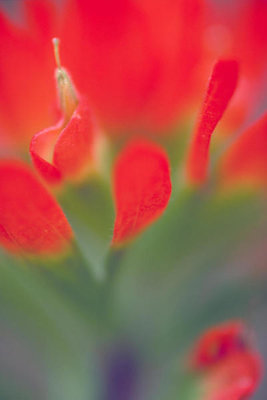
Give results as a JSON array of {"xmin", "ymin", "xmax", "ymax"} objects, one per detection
[
  {"xmin": 51, "ymin": 37, "xmax": 79, "ymax": 119},
  {"xmin": 52, "ymin": 37, "xmax": 62, "ymax": 69}
]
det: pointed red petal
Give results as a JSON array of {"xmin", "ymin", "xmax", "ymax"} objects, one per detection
[
  {"xmin": 0, "ymin": 161, "xmax": 73, "ymax": 255},
  {"xmin": 186, "ymin": 60, "xmax": 239, "ymax": 185},
  {"xmin": 219, "ymin": 112, "xmax": 267, "ymax": 188},
  {"xmin": 112, "ymin": 140, "xmax": 171, "ymax": 245},
  {"xmin": 30, "ymin": 122, "xmax": 63, "ymax": 185}
]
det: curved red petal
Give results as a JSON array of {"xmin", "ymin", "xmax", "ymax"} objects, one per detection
[
  {"xmin": 30, "ymin": 123, "xmax": 63, "ymax": 185},
  {"xmin": 186, "ymin": 60, "xmax": 239, "ymax": 185},
  {"xmin": 53, "ymin": 99, "xmax": 98, "ymax": 180},
  {"xmin": 112, "ymin": 140, "xmax": 171, "ymax": 245},
  {"xmin": 219, "ymin": 112, "xmax": 267, "ymax": 188},
  {"xmin": 0, "ymin": 160, "xmax": 73, "ymax": 255}
]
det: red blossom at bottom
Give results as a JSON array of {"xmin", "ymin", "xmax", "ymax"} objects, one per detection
[{"xmin": 189, "ymin": 321, "xmax": 262, "ymax": 400}]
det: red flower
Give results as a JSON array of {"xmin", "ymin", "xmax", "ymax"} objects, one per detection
[
  {"xmin": 0, "ymin": 160, "xmax": 73, "ymax": 255},
  {"xmin": 0, "ymin": 0, "xmax": 266, "ymax": 256},
  {"xmin": 189, "ymin": 321, "xmax": 263, "ymax": 400}
]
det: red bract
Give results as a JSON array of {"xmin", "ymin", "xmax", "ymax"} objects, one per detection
[
  {"xmin": 186, "ymin": 59, "xmax": 239, "ymax": 185},
  {"xmin": 112, "ymin": 140, "xmax": 171, "ymax": 245},
  {"xmin": 219, "ymin": 113, "xmax": 267, "ymax": 189},
  {"xmin": 0, "ymin": 0, "xmax": 58, "ymax": 152},
  {"xmin": 0, "ymin": 160, "xmax": 73, "ymax": 255},
  {"xmin": 30, "ymin": 98, "xmax": 99, "ymax": 185},
  {"xmin": 189, "ymin": 321, "xmax": 262, "ymax": 400}
]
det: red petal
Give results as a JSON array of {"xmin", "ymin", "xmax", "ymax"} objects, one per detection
[
  {"xmin": 30, "ymin": 99, "xmax": 98, "ymax": 184},
  {"xmin": 0, "ymin": 160, "xmax": 73, "ymax": 255},
  {"xmin": 30, "ymin": 122, "xmax": 63, "ymax": 185},
  {"xmin": 112, "ymin": 140, "xmax": 171, "ymax": 245},
  {"xmin": 186, "ymin": 60, "xmax": 239, "ymax": 185},
  {"xmin": 219, "ymin": 112, "xmax": 267, "ymax": 188}
]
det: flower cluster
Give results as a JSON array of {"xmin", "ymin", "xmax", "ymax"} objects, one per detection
[{"xmin": 0, "ymin": 0, "xmax": 266, "ymax": 399}]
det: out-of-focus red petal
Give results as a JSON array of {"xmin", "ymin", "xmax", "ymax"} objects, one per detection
[
  {"xmin": 189, "ymin": 321, "xmax": 262, "ymax": 400},
  {"xmin": 61, "ymin": 0, "xmax": 204, "ymax": 135},
  {"xmin": 112, "ymin": 140, "xmax": 171, "ymax": 245},
  {"xmin": 0, "ymin": 160, "xmax": 73, "ymax": 255},
  {"xmin": 0, "ymin": 1, "xmax": 58, "ymax": 151},
  {"xmin": 233, "ymin": 0, "xmax": 267, "ymax": 79},
  {"xmin": 30, "ymin": 99, "xmax": 98, "ymax": 185},
  {"xmin": 204, "ymin": 0, "xmax": 267, "ymax": 78},
  {"xmin": 186, "ymin": 60, "xmax": 239, "ymax": 185},
  {"xmin": 219, "ymin": 113, "xmax": 267, "ymax": 188},
  {"xmin": 24, "ymin": 0, "xmax": 58, "ymax": 39}
]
